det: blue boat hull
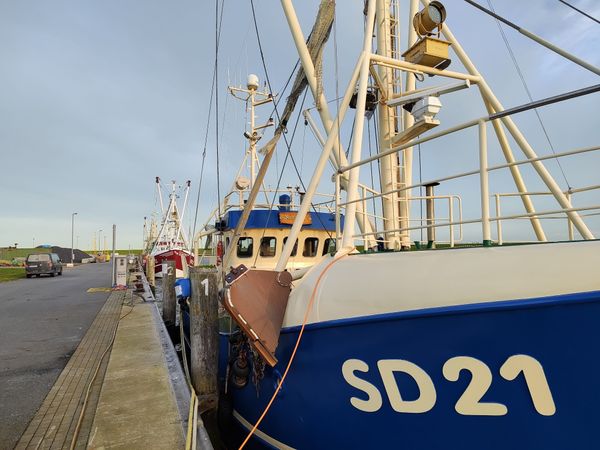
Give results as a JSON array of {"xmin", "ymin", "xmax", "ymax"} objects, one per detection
[{"xmin": 221, "ymin": 290, "xmax": 600, "ymax": 449}]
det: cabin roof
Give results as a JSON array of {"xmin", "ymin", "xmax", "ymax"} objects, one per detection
[{"xmin": 222, "ymin": 209, "xmax": 341, "ymax": 231}]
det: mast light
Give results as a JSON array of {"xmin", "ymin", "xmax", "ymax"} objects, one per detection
[
  {"xmin": 413, "ymin": 1, "xmax": 447, "ymax": 37},
  {"xmin": 402, "ymin": 1, "xmax": 451, "ymax": 71}
]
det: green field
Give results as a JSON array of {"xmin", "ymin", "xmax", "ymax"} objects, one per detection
[
  {"xmin": 0, "ymin": 247, "xmax": 50, "ymax": 261},
  {"xmin": 84, "ymin": 249, "xmax": 142, "ymax": 255},
  {"xmin": 0, "ymin": 267, "xmax": 26, "ymax": 282}
]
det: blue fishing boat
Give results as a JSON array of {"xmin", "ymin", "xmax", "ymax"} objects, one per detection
[{"xmin": 185, "ymin": 0, "xmax": 600, "ymax": 448}]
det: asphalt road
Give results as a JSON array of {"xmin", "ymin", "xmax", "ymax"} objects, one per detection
[{"xmin": 0, "ymin": 263, "xmax": 112, "ymax": 450}]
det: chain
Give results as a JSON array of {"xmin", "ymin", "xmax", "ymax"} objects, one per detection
[{"xmin": 250, "ymin": 343, "xmax": 266, "ymax": 397}]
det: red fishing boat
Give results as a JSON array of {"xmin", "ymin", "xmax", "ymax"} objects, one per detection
[{"xmin": 150, "ymin": 177, "xmax": 194, "ymax": 278}]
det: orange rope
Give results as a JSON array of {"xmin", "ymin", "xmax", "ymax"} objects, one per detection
[{"xmin": 239, "ymin": 253, "xmax": 348, "ymax": 449}]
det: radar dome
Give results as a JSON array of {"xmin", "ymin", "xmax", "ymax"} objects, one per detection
[{"xmin": 247, "ymin": 74, "xmax": 259, "ymax": 90}]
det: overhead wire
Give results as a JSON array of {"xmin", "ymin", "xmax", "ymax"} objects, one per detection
[
  {"xmin": 487, "ymin": 0, "xmax": 572, "ymax": 190},
  {"xmin": 191, "ymin": 0, "xmax": 226, "ymax": 248}
]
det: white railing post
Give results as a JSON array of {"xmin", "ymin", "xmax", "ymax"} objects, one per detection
[
  {"xmin": 566, "ymin": 192, "xmax": 575, "ymax": 240},
  {"xmin": 335, "ymin": 173, "xmax": 341, "ymax": 248},
  {"xmin": 495, "ymin": 194, "xmax": 503, "ymax": 245},
  {"xmin": 448, "ymin": 197, "xmax": 455, "ymax": 248},
  {"xmin": 479, "ymin": 120, "xmax": 492, "ymax": 246}
]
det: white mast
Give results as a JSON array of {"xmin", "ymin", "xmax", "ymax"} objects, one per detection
[
  {"xmin": 340, "ymin": 0, "xmax": 377, "ymax": 249},
  {"xmin": 229, "ymin": 75, "xmax": 274, "ymax": 189},
  {"xmin": 175, "ymin": 180, "xmax": 191, "ymax": 248},
  {"xmin": 375, "ymin": 0, "xmax": 407, "ymax": 250},
  {"xmin": 155, "ymin": 176, "xmax": 165, "ymax": 214}
]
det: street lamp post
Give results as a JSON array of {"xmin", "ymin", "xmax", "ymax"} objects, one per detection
[
  {"xmin": 98, "ymin": 229, "xmax": 103, "ymax": 256},
  {"xmin": 71, "ymin": 212, "xmax": 78, "ymax": 264}
]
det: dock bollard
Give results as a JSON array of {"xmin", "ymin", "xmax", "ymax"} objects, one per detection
[
  {"xmin": 162, "ymin": 261, "xmax": 176, "ymax": 326},
  {"xmin": 189, "ymin": 267, "xmax": 219, "ymax": 412},
  {"xmin": 146, "ymin": 255, "xmax": 155, "ymax": 287}
]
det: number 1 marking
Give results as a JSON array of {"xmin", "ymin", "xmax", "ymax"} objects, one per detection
[
  {"xmin": 201, "ymin": 278, "xmax": 209, "ymax": 296},
  {"xmin": 500, "ymin": 354, "xmax": 556, "ymax": 416}
]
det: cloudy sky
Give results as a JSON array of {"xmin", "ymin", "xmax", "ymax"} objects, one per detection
[{"xmin": 0, "ymin": 0, "xmax": 598, "ymax": 250}]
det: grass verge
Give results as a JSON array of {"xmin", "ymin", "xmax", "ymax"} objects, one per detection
[
  {"xmin": 0, "ymin": 267, "xmax": 26, "ymax": 283},
  {"xmin": 0, "ymin": 247, "xmax": 50, "ymax": 260}
]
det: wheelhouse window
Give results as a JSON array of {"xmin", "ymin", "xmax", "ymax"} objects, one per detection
[
  {"xmin": 259, "ymin": 237, "xmax": 277, "ymax": 257},
  {"xmin": 237, "ymin": 237, "xmax": 254, "ymax": 258},
  {"xmin": 283, "ymin": 237, "xmax": 298, "ymax": 257},
  {"xmin": 322, "ymin": 238, "xmax": 335, "ymax": 255},
  {"xmin": 302, "ymin": 237, "xmax": 319, "ymax": 257}
]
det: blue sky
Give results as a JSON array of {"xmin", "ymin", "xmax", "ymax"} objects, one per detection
[{"xmin": 0, "ymin": 0, "xmax": 598, "ymax": 249}]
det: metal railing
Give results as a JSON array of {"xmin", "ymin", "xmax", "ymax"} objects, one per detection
[
  {"xmin": 334, "ymin": 109, "xmax": 600, "ymax": 246},
  {"xmin": 494, "ymin": 184, "xmax": 600, "ymax": 244}
]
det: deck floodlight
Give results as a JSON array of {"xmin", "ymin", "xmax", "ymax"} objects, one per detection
[
  {"xmin": 403, "ymin": 1, "xmax": 451, "ymax": 70},
  {"xmin": 414, "ymin": 1, "xmax": 447, "ymax": 37}
]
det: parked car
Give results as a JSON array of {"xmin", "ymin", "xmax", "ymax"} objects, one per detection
[{"xmin": 25, "ymin": 253, "xmax": 63, "ymax": 278}]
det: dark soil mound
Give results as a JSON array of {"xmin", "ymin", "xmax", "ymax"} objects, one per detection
[{"xmin": 51, "ymin": 247, "xmax": 92, "ymax": 263}]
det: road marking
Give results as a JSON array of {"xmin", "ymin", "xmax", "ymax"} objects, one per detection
[{"xmin": 87, "ymin": 287, "xmax": 112, "ymax": 293}]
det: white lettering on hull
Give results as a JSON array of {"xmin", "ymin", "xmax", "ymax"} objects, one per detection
[{"xmin": 342, "ymin": 355, "xmax": 555, "ymax": 416}]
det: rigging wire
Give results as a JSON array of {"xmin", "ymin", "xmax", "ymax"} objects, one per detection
[
  {"xmin": 373, "ymin": 114, "xmax": 383, "ymax": 195},
  {"xmin": 345, "ymin": 120, "xmax": 355, "ymax": 158},
  {"xmin": 333, "ymin": 2, "xmax": 342, "ymax": 217},
  {"xmin": 249, "ymin": 0, "xmax": 335, "ymax": 236},
  {"xmin": 191, "ymin": 0, "xmax": 225, "ymax": 246},
  {"xmin": 487, "ymin": 0, "xmax": 572, "ymax": 190},
  {"xmin": 366, "ymin": 118, "xmax": 379, "ymax": 231},
  {"xmin": 215, "ymin": 0, "xmax": 222, "ymax": 219},
  {"xmin": 558, "ymin": 0, "xmax": 600, "ymax": 25},
  {"xmin": 250, "ymin": 88, "xmax": 310, "ymax": 268},
  {"xmin": 300, "ymin": 117, "xmax": 307, "ymax": 176},
  {"xmin": 268, "ymin": 59, "xmax": 301, "ymax": 176}
]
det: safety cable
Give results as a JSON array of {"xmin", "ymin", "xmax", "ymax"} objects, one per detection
[
  {"xmin": 69, "ymin": 299, "xmax": 136, "ymax": 450},
  {"xmin": 487, "ymin": 0, "xmax": 572, "ymax": 190},
  {"xmin": 179, "ymin": 305, "xmax": 202, "ymax": 450},
  {"xmin": 239, "ymin": 252, "xmax": 349, "ymax": 449}
]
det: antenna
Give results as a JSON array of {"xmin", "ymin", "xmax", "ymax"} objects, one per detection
[{"xmin": 228, "ymin": 74, "xmax": 275, "ymax": 189}]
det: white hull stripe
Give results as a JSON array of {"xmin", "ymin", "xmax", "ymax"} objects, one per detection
[{"xmin": 232, "ymin": 410, "xmax": 295, "ymax": 450}]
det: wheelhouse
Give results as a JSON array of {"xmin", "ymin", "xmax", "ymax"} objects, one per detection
[{"xmin": 220, "ymin": 209, "xmax": 340, "ymax": 270}]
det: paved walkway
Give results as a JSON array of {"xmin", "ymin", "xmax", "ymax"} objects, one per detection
[
  {"xmin": 16, "ymin": 290, "xmax": 125, "ymax": 449},
  {"xmin": 15, "ymin": 285, "xmax": 188, "ymax": 449},
  {"xmin": 87, "ymin": 298, "xmax": 186, "ymax": 449}
]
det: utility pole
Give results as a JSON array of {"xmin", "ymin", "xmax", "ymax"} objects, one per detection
[
  {"xmin": 71, "ymin": 212, "xmax": 78, "ymax": 264},
  {"xmin": 111, "ymin": 224, "xmax": 116, "ymax": 286}
]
